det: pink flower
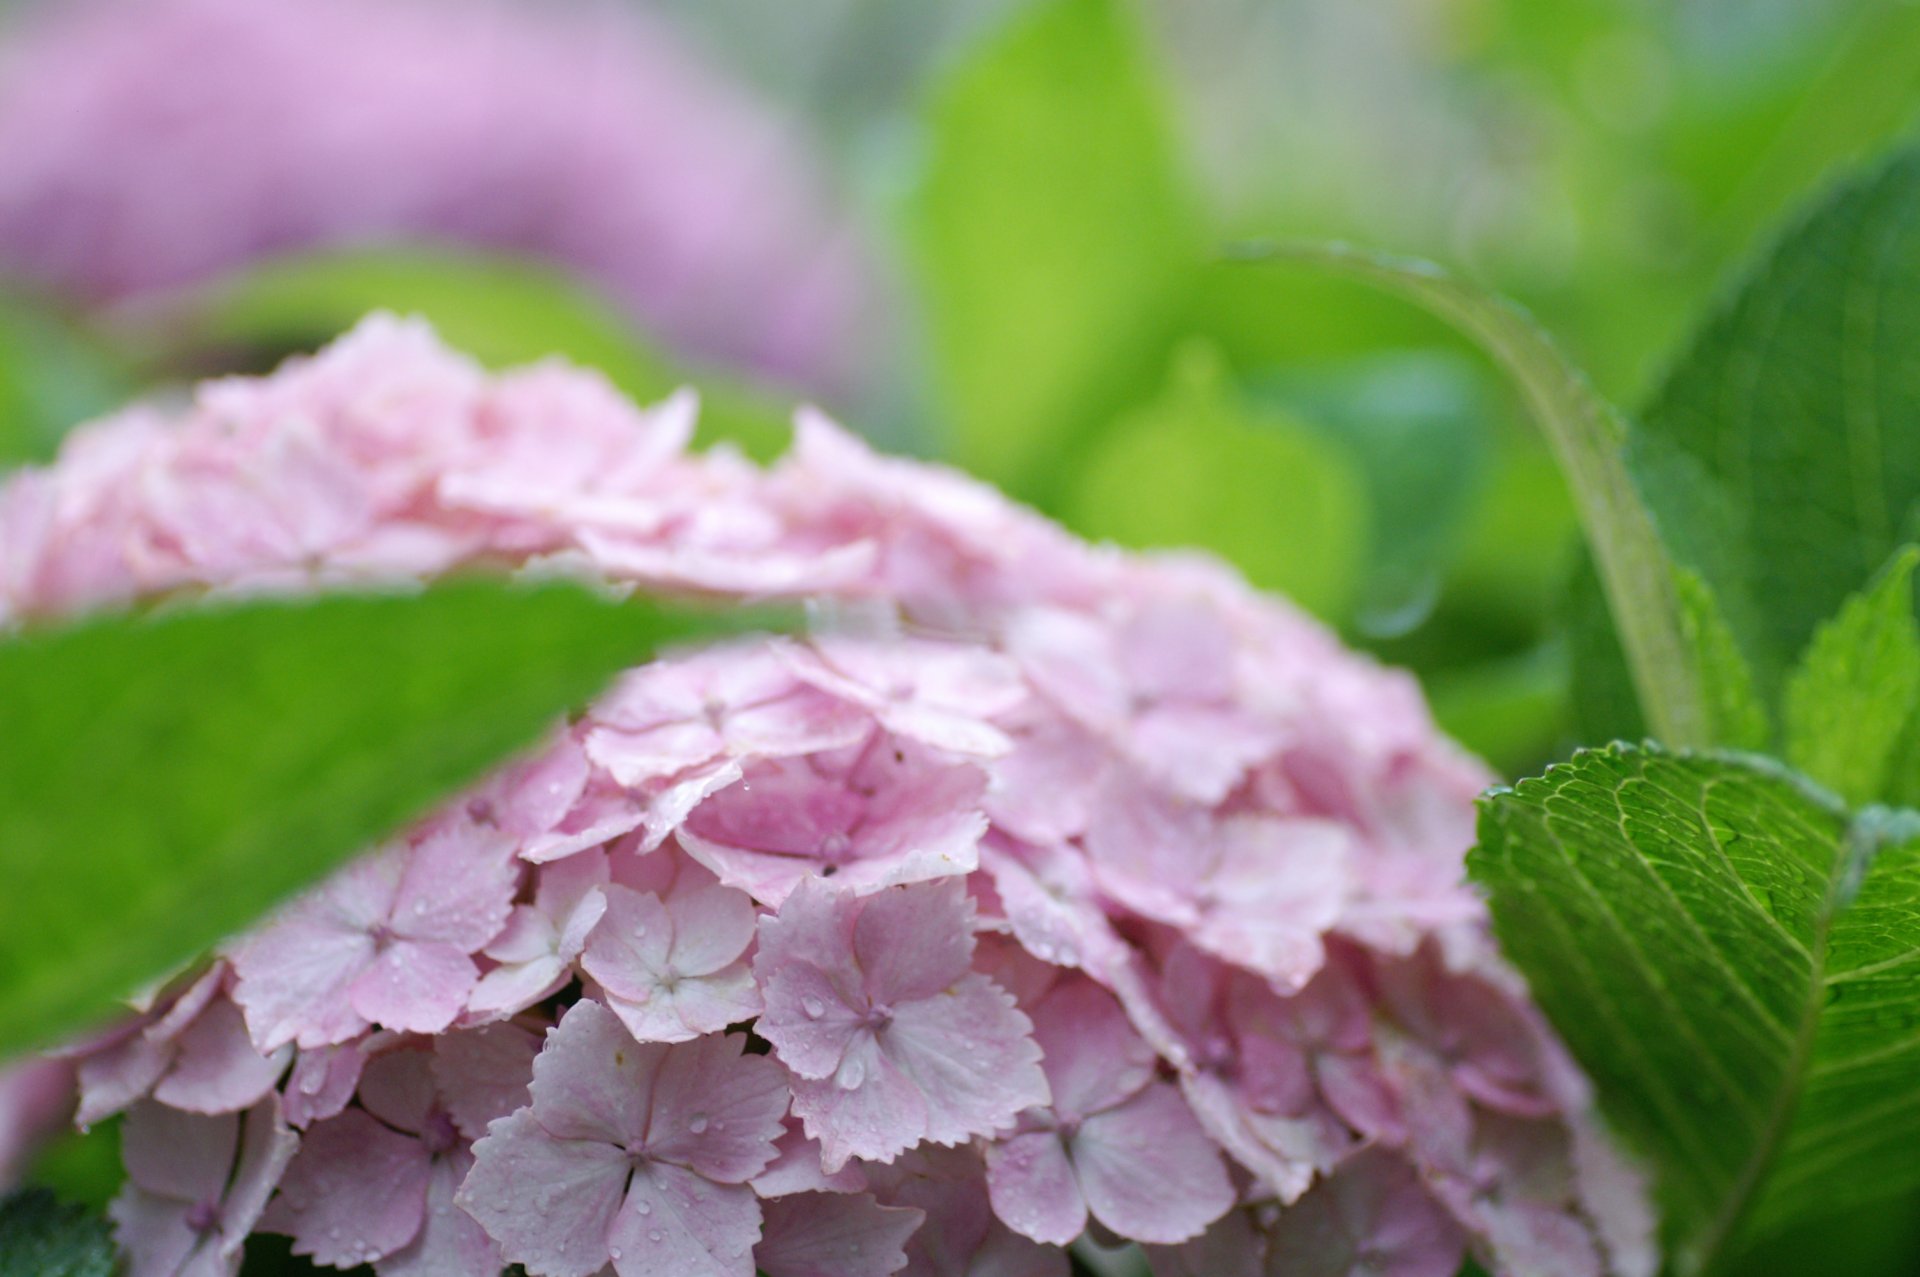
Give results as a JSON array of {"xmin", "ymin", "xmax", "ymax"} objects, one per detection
[
  {"xmin": 457, "ymin": 1000, "xmax": 789, "ymax": 1277},
  {"xmin": 0, "ymin": 0, "xmax": 885, "ymax": 396},
  {"xmin": 0, "ymin": 320, "xmax": 1650, "ymax": 1275},
  {"xmin": 261, "ymin": 1039, "xmax": 517, "ymax": 1273},
  {"xmin": 580, "ymin": 857, "xmax": 762, "ymax": 1042},
  {"xmin": 754, "ymin": 877, "xmax": 1048, "ymax": 1170},
  {"xmin": 72, "ymin": 964, "xmax": 288, "ymax": 1126},
  {"xmin": 467, "ymin": 849, "xmax": 610, "ymax": 1022},
  {"xmin": 585, "ymin": 641, "xmax": 870, "ymax": 788},
  {"xmin": 109, "ymin": 1096, "xmax": 298, "ymax": 1277},
  {"xmin": 680, "ymin": 735, "xmax": 988, "ymax": 906},
  {"xmin": 231, "ymin": 817, "xmax": 519, "ymax": 1049},
  {"xmin": 985, "ymin": 977, "xmax": 1233, "ymax": 1246}
]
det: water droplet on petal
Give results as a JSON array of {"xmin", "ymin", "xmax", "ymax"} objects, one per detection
[
  {"xmin": 802, "ymin": 996, "xmax": 826, "ymax": 1019},
  {"xmin": 688, "ymin": 1114, "xmax": 709, "ymax": 1134},
  {"xmin": 648, "ymin": 1229, "xmax": 664, "ymax": 1243}
]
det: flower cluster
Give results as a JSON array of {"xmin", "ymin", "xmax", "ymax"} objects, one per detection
[
  {"xmin": 0, "ymin": 0, "xmax": 881, "ymax": 395},
  {"xmin": 0, "ymin": 317, "xmax": 1654, "ymax": 1276}
]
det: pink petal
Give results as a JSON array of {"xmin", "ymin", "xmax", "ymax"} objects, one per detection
[
  {"xmin": 120, "ymin": 1100, "xmax": 237, "ymax": 1202},
  {"xmin": 262, "ymin": 1109, "xmax": 429, "ymax": 1268},
  {"xmin": 466, "ymin": 953, "xmax": 569, "ymax": 1022},
  {"xmin": 752, "ymin": 880, "xmax": 868, "ymax": 1080},
  {"xmin": 1071, "ymin": 1084, "xmax": 1233, "ymax": 1244},
  {"xmin": 789, "ymin": 1033, "xmax": 928, "ymax": 1171},
  {"xmin": 152, "ymin": 997, "xmax": 289, "ymax": 1115},
  {"xmin": 457, "ymin": 1109, "xmax": 628, "ymax": 1277},
  {"xmin": 358, "ymin": 1047, "xmax": 438, "ymax": 1135},
  {"xmin": 376, "ymin": 1149, "xmax": 502, "ymax": 1277},
  {"xmin": 432, "ymin": 1024, "xmax": 540, "ymax": 1143},
  {"xmin": 751, "ymin": 1124, "xmax": 868, "ymax": 1199},
  {"xmin": 528, "ymin": 1000, "xmax": 665, "ymax": 1145},
  {"xmin": 391, "ymin": 820, "xmax": 519, "ymax": 950},
  {"xmin": 880, "ymin": 974, "xmax": 1047, "ymax": 1147},
  {"xmin": 1140, "ymin": 1208, "xmax": 1264, "ymax": 1277},
  {"xmin": 1026, "ymin": 979, "xmax": 1156, "ymax": 1122},
  {"xmin": 284, "ymin": 1042, "xmax": 367, "ymax": 1128},
  {"xmin": 754, "ymin": 1191, "xmax": 923, "ymax": 1277},
  {"xmin": 582, "ymin": 885, "xmax": 676, "ymax": 1001},
  {"xmin": 348, "ymin": 941, "xmax": 478, "ymax": 1035},
  {"xmin": 1265, "ymin": 1149, "xmax": 1464, "ymax": 1277},
  {"xmin": 481, "ymin": 905, "xmax": 561, "ymax": 967},
  {"xmin": 642, "ymin": 1032, "xmax": 789, "ymax": 1183},
  {"xmin": 231, "ymin": 910, "xmax": 377, "ymax": 1051},
  {"xmin": 853, "ymin": 878, "xmax": 976, "ymax": 1008},
  {"xmin": 665, "ymin": 877, "xmax": 759, "ymax": 978},
  {"xmin": 984, "ymin": 1131, "xmax": 1085, "ymax": 1246},
  {"xmin": 109, "ymin": 1185, "xmax": 202, "ymax": 1277},
  {"xmin": 605, "ymin": 964, "xmax": 763, "ymax": 1045},
  {"xmin": 75, "ymin": 1032, "xmax": 169, "ymax": 1128},
  {"xmin": 607, "ymin": 1162, "xmax": 762, "ymax": 1277}
]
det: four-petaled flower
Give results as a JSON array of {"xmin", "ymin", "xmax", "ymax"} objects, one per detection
[
  {"xmin": 458, "ymin": 1000, "xmax": 789, "ymax": 1277},
  {"xmin": 754, "ymin": 877, "xmax": 1048, "ymax": 1170}
]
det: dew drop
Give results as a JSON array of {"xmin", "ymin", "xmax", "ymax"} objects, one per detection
[
  {"xmin": 689, "ymin": 1114, "xmax": 709, "ymax": 1135},
  {"xmin": 648, "ymin": 1230, "xmax": 664, "ymax": 1243},
  {"xmin": 636, "ymin": 1199, "xmax": 652, "ymax": 1216},
  {"xmin": 802, "ymin": 996, "xmax": 826, "ymax": 1019}
]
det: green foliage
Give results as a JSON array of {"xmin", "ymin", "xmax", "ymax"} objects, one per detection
[
  {"xmin": 1629, "ymin": 147, "xmax": 1920, "ymax": 698},
  {"xmin": 913, "ymin": 0, "xmax": 1201, "ymax": 505},
  {"xmin": 1783, "ymin": 547, "xmax": 1920, "ymax": 805},
  {"xmin": 158, "ymin": 247, "xmax": 793, "ymax": 458},
  {"xmin": 0, "ymin": 297, "xmax": 128, "ymax": 465},
  {"xmin": 1066, "ymin": 343, "xmax": 1367, "ymax": 621},
  {"xmin": 0, "ymin": 580, "xmax": 706, "ymax": 1057},
  {"xmin": 1254, "ymin": 352, "xmax": 1492, "ymax": 638},
  {"xmin": 1472, "ymin": 745, "xmax": 1920, "ymax": 1272},
  {"xmin": 0, "ymin": 1190, "xmax": 114, "ymax": 1277},
  {"xmin": 1236, "ymin": 241, "xmax": 1725, "ymax": 750}
]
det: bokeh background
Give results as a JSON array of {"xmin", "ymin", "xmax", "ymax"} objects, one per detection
[{"xmin": 8, "ymin": 0, "xmax": 1920, "ymax": 1269}]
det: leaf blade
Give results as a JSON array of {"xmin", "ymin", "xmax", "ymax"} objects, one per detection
[
  {"xmin": 1234, "ymin": 241, "xmax": 1723, "ymax": 749},
  {"xmin": 1471, "ymin": 745, "xmax": 1920, "ymax": 1270},
  {"xmin": 1782, "ymin": 546, "xmax": 1920, "ymax": 805},
  {"xmin": 0, "ymin": 579, "xmax": 703, "ymax": 1056}
]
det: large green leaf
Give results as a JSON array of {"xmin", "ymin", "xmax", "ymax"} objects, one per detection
[
  {"xmin": 1065, "ymin": 342, "xmax": 1368, "ymax": 622},
  {"xmin": 0, "ymin": 580, "xmax": 706, "ymax": 1057},
  {"xmin": 150, "ymin": 247, "xmax": 793, "ymax": 459},
  {"xmin": 1235, "ymin": 242, "xmax": 1725, "ymax": 749},
  {"xmin": 1472, "ymin": 745, "xmax": 1920, "ymax": 1272},
  {"xmin": 912, "ymin": 0, "xmax": 1201, "ymax": 507},
  {"xmin": 0, "ymin": 1191, "xmax": 114, "ymax": 1277},
  {"xmin": 1630, "ymin": 146, "xmax": 1920, "ymax": 696}
]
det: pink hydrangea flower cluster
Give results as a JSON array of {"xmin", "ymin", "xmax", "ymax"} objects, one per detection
[
  {"xmin": 0, "ymin": 317, "xmax": 1655, "ymax": 1276},
  {"xmin": 0, "ymin": 0, "xmax": 881, "ymax": 396}
]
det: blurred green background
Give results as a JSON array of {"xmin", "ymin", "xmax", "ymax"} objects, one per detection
[{"xmin": 9, "ymin": 0, "xmax": 1920, "ymax": 784}]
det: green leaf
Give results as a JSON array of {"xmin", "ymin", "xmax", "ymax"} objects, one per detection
[
  {"xmin": 912, "ymin": 0, "xmax": 1201, "ymax": 506},
  {"xmin": 0, "ymin": 579, "xmax": 708, "ymax": 1057},
  {"xmin": 0, "ymin": 297, "xmax": 129, "ymax": 465},
  {"xmin": 1235, "ymin": 242, "xmax": 1719, "ymax": 749},
  {"xmin": 1064, "ymin": 342, "xmax": 1368, "ymax": 622},
  {"xmin": 152, "ymin": 247, "xmax": 793, "ymax": 459},
  {"xmin": 0, "ymin": 1190, "xmax": 114, "ymax": 1277},
  {"xmin": 1783, "ymin": 547, "xmax": 1920, "ymax": 805},
  {"xmin": 1471, "ymin": 745, "xmax": 1920, "ymax": 1272},
  {"xmin": 1673, "ymin": 564, "xmax": 1771, "ymax": 753},
  {"xmin": 1631, "ymin": 145, "xmax": 1920, "ymax": 693}
]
